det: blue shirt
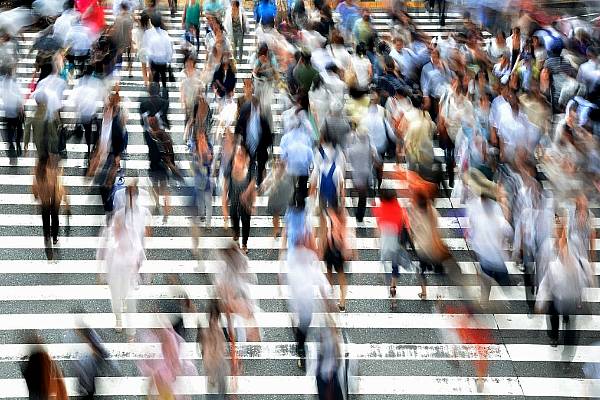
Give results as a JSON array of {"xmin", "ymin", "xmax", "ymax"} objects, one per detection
[
  {"xmin": 280, "ymin": 129, "xmax": 314, "ymax": 176},
  {"xmin": 254, "ymin": 0, "xmax": 276, "ymax": 25}
]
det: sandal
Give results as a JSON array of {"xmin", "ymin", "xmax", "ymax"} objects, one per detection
[
  {"xmin": 390, "ymin": 286, "xmax": 396, "ymax": 298},
  {"xmin": 418, "ymin": 292, "xmax": 427, "ymax": 300}
]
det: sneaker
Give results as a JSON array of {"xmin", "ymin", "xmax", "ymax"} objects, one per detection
[
  {"xmin": 52, "ymin": 238, "xmax": 59, "ymax": 246},
  {"xmin": 297, "ymin": 358, "xmax": 305, "ymax": 370}
]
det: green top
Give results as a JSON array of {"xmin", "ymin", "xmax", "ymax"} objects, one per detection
[{"xmin": 185, "ymin": 0, "xmax": 201, "ymax": 28}]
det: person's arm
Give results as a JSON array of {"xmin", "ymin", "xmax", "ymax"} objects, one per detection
[{"xmin": 222, "ymin": 179, "xmax": 229, "ymax": 221}]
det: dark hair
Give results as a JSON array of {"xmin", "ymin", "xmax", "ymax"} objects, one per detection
[
  {"xmin": 411, "ymin": 93, "xmax": 424, "ymax": 109},
  {"xmin": 151, "ymin": 13, "xmax": 162, "ymax": 28},
  {"xmin": 380, "ymin": 188, "xmax": 397, "ymax": 202},
  {"xmin": 355, "ymin": 42, "xmax": 367, "ymax": 57},
  {"xmin": 232, "ymin": 0, "xmax": 240, "ymax": 6},
  {"xmin": 140, "ymin": 11, "xmax": 150, "ymax": 29},
  {"xmin": 258, "ymin": 43, "xmax": 269, "ymax": 56}
]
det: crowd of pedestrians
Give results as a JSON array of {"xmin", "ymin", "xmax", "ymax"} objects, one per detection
[{"xmin": 1, "ymin": 0, "xmax": 600, "ymax": 397}]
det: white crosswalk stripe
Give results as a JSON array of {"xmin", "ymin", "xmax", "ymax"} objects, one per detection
[{"xmin": 0, "ymin": 3, "xmax": 599, "ymax": 399}]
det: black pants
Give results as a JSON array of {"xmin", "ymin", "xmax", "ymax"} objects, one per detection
[
  {"xmin": 316, "ymin": 366, "xmax": 343, "ymax": 400},
  {"xmin": 82, "ymin": 117, "xmax": 100, "ymax": 159},
  {"xmin": 294, "ymin": 312, "xmax": 311, "ymax": 359},
  {"xmin": 41, "ymin": 203, "xmax": 59, "ymax": 260},
  {"xmin": 150, "ymin": 62, "xmax": 168, "ymax": 89},
  {"xmin": 41, "ymin": 203, "xmax": 59, "ymax": 242},
  {"xmin": 355, "ymin": 185, "xmax": 368, "ymax": 222},
  {"xmin": 547, "ymin": 300, "xmax": 576, "ymax": 345},
  {"xmin": 5, "ymin": 116, "xmax": 23, "ymax": 157},
  {"xmin": 291, "ymin": 174, "xmax": 309, "ymax": 208},
  {"xmin": 230, "ymin": 205, "xmax": 250, "ymax": 246},
  {"xmin": 443, "ymin": 144, "xmax": 455, "ymax": 188},
  {"xmin": 428, "ymin": 0, "xmax": 446, "ymax": 25},
  {"xmin": 249, "ymin": 155, "xmax": 267, "ymax": 187}
]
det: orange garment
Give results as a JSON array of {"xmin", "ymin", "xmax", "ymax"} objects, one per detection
[{"xmin": 392, "ymin": 166, "xmax": 437, "ymax": 200}]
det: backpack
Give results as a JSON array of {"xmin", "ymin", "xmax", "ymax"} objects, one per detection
[{"xmin": 318, "ymin": 146, "xmax": 339, "ymax": 209}]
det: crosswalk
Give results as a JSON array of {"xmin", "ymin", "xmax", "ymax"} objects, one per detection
[{"xmin": 1, "ymin": 2, "xmax": 600, "ymax": 399}]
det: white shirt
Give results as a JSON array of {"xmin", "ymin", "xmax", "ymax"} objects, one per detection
[
  {"xmin": 286, "ymin": 246, "xmax": 329, "ymax": 319},
  {"xmin": 70, "ymin": 75, "xmax": 105, "ymax": 120},
  {"xmin": 66, "ymin": 23, "xmax": 94, "ymax": 55},
  {"xmin": 577, "ymin": 59, "xmax": 600, "ymax": 90},
  {"xmin": 327, "ymin": 44, "xmax": 351, "ymax": 71},
  {"xmin": 143, "ymin": 27, "xmax": 174, "ymax": 64},
  {"xmin": 467, "ymin": 198, "xmax": 512, "ymax": 266},
  {"xmin": 497, "ymin": 109, "xmax": 536, "ymax": 160},
  {"xmin": 34, "ymin": 75, "xmax": 66, "ymax": 119},
  {"xmin": 351, "ymin": 55, "xmax": 371, "ymax": 89},
  {"xmin": 52, "ymin": 9, "xmax": 80, "ymax": 45},
  {"xmin": 360, "ymin": 105, "xmax": 389, "ymax": 153},
  {"xmin": 0, "ymin": 76, "xmax": 23, "ymax": 118}
]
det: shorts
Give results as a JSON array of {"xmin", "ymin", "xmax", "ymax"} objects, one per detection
[{"xmin": 324, "ymin": 245, "xmax": 344, "ymax": 273}]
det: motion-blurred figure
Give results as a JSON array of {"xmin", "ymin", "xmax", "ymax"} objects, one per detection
[{"xmin": 22, "ymin": 343, "xmax": 68, "ymax": 400}]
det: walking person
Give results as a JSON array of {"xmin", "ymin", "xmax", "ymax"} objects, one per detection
[
  {"xmin": 0, "ymin": 70, "xmax": 24, "ymax": 159},
  {"xmin": 373, "ymin": 188, "xmax": 412, "ymax": 308},
  {"xmin": 224, "ymin": 0, "xmax": 248, "ymax": 64},
  {"xmin": 182, "ymin": 0, "xmax": 201, "ymax": 52},
  {"xmin": 32, "ymin": 157, "xmax": 70, "ymax": 261},
  {"xmin": 97, "ymin": 199, "xmax": 147, "ymax": 338},
  {"xmin": 536, "ymin": 222, "xmax": 596, "ymax": 347},
  {"xmin": 285, "ymin": 230, "xmax": 330, "ymax": 370},
  {"xmin": 265, "ymin": 155, "xmax": 297, "ymax": 227},
  {"xmin": 222, "ymin": 146, "xmax": 256, "ymax": 253},
  {"xmin": 198, "ymin": 300, "xmax": 230, "ymax": 398},
  {"xmin": 322, "ymin": 207, "xmax": 353, "ymax": 312},
  {"xmin": 143, "ymin": 13, "xmax": 174, "ymax": 89},
  {"xmin": 22, "ymin": 344, "xmax": 68, "ymax": 400},
  {"xmin": 235, "ymin": 95, "xmax": 273, "ymax": 187},
  {"xmin": 190, "ymin": 129, "xmax": 214, "ymax": 257}
]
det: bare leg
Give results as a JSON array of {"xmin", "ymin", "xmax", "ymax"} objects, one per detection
[{"xmin": 273, "ymin": 214, "xmax": 280, "ymax": 238}]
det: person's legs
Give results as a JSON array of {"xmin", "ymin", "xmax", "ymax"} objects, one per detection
[
  {"xmin": 272, "ymin": 214, "xmax": 280, "ymax": 238},
  {"xmin": 445, "ymin": 145, "xmax": 455, "ymax": 188},
  {"xmin": 50, "ymin": 203, "xmax": 59, "ymax": 244},
  {"xmin": 5, "ymin": 117, "xmax": 18, "ymax": 157},
  {"xmin": 356, "ymin": 185, "xmax": 367, "ymax": 222},
  {"xmin": 151, "ymin": 62, "xmax": 159, "ymax": 83},
  {"xmin": 241, "ymin": 208, "xmax": 251, "ymax": 247},
  {"xmin": 548, "ymin": 300, "xmax": 559, "ymax": 345},
  {"xmin": 295, "ymin": 311, "xmax": 311, "ymax": 367},
  {"xmin": 256, "ymin": 156, "xmax": 267, "ymax": 187},
  {"xmin": 41, "ymin": 205, "xmax": 51, "ymax": 241},
  {"xmin": 230, "ymin": 205, "xmax": 241, "ymax": 241}
]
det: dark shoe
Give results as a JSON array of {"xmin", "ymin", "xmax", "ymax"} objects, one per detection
[
  {"xmin": 338, "ymin": 303, "xmax": 346, "ymax": 313},
  {"xmin": 550, "ymin": 338, "xmax": 558, "ymax": 347},
  {"xmin": 297, "ymin": 357, "xmax": 305, "ymax": 370},
  {"xmin": 53, "ymin": 238, "xmax": 59, "ymax": 246}
]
